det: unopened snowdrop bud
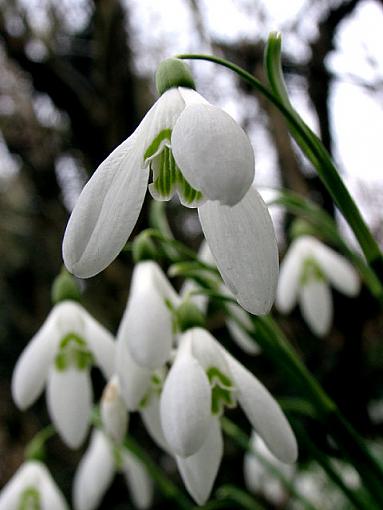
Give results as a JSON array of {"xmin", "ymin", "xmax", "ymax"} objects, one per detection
[
  {"xmin": 118, "ymin": 261, "xmax": 180, "ymax": 370},
  {"xmin": 156, "ymin": 58, "xmax": 196, "ymax": 95},
  {"xmin": 0, "ymin": 461, "xmax": 68, "ymax": 510},
  {"xmin": 276, "ymin": 235, "xmax": 360, "ymax": 336},
  {"xmin": 101, "ymin": 376, "xmax": 128, "ymax": 444}
]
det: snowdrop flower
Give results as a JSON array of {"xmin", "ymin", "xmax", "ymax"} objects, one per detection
[
  {"xmin": 117, "ymin": 260, "xmax": 180, "ymax": 370},
  {"xmin": 0, "ymin": 460, "xmax": 68, "ymax": 510},
  {"xmin": 12, "ymin": 301, "xmax": 115, "ymax": 448},
  {"xmin": 244, "ymin": 432, "xmax": 295, "ymax": 505},
  {"xmin": 73, "ymin": 430, "xmax": 153, "ymax": 510},
  {"xmin": 276, "ymin": 235, "xmax": 360, "ymax": 336},
  {"xmin": 63, "ymin": 58, "xmax": 278, "ymax": 315},
  {"xmin": 159, "ymin": 327, "xmax": 297, "ymax": 504}
]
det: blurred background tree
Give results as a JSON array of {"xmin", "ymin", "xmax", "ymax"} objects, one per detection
[{"xmin": 1, "ymin": 0, "xmax": 383, "ymax": 508}]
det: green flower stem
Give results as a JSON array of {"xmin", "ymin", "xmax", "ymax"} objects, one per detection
[
  {"xmin": 123, "ymin": 434, "xmax": 194, "ymax": 510},
  {"xmin": 243, "ymin": 315, "xmax": 383, "ymax": 507},
  {"xmin": 294, "ymin": 420, "xmax": 379, "ymax": 510},
  {"xmin": 177, "ymin": 47, "xmax": 383, "ymax": 285},
  {"xmin": 25, "ymin": 425, "xmax": 56, "ymax": 461},
  {"xmin": 221, "ymin": 418, "xmax": 318, "ymax": 510}
]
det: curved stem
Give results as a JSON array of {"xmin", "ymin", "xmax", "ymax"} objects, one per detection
[{"xmin": 177, "ymin": 48, "xmax": 383, "ymax": 284}]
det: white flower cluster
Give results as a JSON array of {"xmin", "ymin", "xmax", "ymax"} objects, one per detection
[{"xmin": 1, "ymin": 57, "xmax": 362, "ymax": 510}]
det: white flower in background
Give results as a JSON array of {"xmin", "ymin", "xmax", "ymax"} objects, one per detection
[
  {"xmin": 12, "ymin": 301, "xmax": 115, "ymax": 448},
  {"xmin": 276, "ymin": 235, "xmax": 360, "ymax": 336},
  {"xmin": 159, "ymin": 327, "xmax": 297, "ymax": 505},
  {"xmin": 73, "ymin": 430, "xmax": 153, "ymax": 510},
  {"xmin": 244, "ymin": 432, "xmax": 295, "ymax": 505},
  {"xmin": 62, "ymin": 59, "xmax": 278, "ymax": 316},
  {"xmin": 0, "ymin": 460, "xmax": 68, "ymax": 510},
  {"xmin": 117, "ymin": 260, "xmax": 180, "ymax": 370}
]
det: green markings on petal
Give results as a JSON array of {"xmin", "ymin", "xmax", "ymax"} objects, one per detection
[
  {"xmin": 19, "ymin": 487, "xmax": 41, "ymax": 510},
  {"xmin": 207, "ymin": 367, "xmax": 236, "ymax": 416},
  {"xmin": 139, "ymin": 370, "xmax": 166, "ymax": 410},
  {"xmin": 146, "ymin": 131, "xmax": 205, "ymax": 207},
  {"xmin": 300, "ymin": 257, "xmax": 326, "ymax": 286},
  {"xmin": 54, "ymin": 332, "xmax": 94, "ymax": 371},
  {"xmin": 144, "ymin": 129, "xmax": 172, "ymax": 161}
]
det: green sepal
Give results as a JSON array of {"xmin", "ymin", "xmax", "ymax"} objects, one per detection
[
  {"xmin": 156, "ymin": 58, "xmax": 196, "ymax": 95},
  {"xmin": 289, "ymin": 219, "xmax": 318, "ymax": 240}
]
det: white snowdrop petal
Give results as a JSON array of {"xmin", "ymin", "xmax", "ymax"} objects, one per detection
[
  {"xmin": 276, "ymin": 240, "xmax": 304, "ymax": 314},
  {"xmin": 115, "ymin": 336, "xmax": 151, "ymax": 411},
  {"xmin": 121, "ymin": 451, "xmax": 153, "ymax": 509},
  {"xmin": 178, "ymin": 87, "xmax": 209, "ymax": 106},
  {"xmin": 227, "ymin": 319, "xmax": 261, "ymax": 355},
  {"xmin": 172, "ymin": 103, "xmax": 254, "ymax": 205},
  {"xmin": 0, "ymin": 462, "xmax": 33, "ymax": 510},
  {"xmin": 314, "ymin": 243, "xmax": 360, "ymax": 296},
  {"xmin": 176, "ymin": 417, "xmax": 223, "ymax": 506},
  {"xmin": 184, "ymin": 328, "xmax": 229, "ymax": 375},
  {"xmin": 101, "ymin": 376, "xmax": 128, "ymax": 444},
  {"xmin": 80, "ymin": 307, "xmax": 115, "ymax": 379},
  {"xmin": 198, "ymin": 187, "xmax": 279, "ymax": 315},
  {"xmin": 225, "ymin": 353, "xmax": 297, "ymax": 464},
  {"xmin": 73, "ymin": 431, "xmax": 115, "ymax": 510},
  {"xmin": 40, "ymin": 468, "xmax": 69, "ymax": 510},
  {"xmin": 62, "ymin": 131, "xmax": 149, "ymax": 278},
  {"xmin": 11, "ymin": 316, "xmax": 57, "ymax": 410},
  {"xmin": 121, "ymin": 262, "xmax": 177, "ymax": 369},
  {"xmin": 140, "ymin": 394, "xmax": 170, "ymax": 453},
  {"xmin": 299, "ymin": 279, "xmax": 333, "ymax": 337},
  {"xmin": 160, "ymin": 352, "xmax": 212, "ymax": 457},
  {"xmin": 47, "ymin": 367, "xmax": 92, "ymax": 448}
]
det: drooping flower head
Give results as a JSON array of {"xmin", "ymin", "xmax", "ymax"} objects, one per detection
[
  {"xmin": 158, "ymin": 327, "xmax": 297, "ymax": 504},
  {"xmin": 0, "ymin": 461, "xmax": 68, "ymax": 510},
  {"xmin": 62, "ymin": 58, "xmax": 279, "ymax": 316},
  {"xmin": 12, "ymin": 301, "xmax": 115, "ymax": 448},
  {"xmin": 276, "ymin": 235, "xmax": 360, "ymax": 336}
]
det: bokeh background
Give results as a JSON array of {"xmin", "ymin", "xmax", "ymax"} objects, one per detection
[{"xmin": 1, "ymin": 0, "xmax": 383, "ymax": 508}]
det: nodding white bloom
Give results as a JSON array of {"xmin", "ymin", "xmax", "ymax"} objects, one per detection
[
  {"xmin": 12, "ymin": 301, "xmax": 115, "ymax": 448},
  {"xmin": 0, "ymin": 460, "xmax": 68, "ymax": 510},
  {"xmin": 117, "ymin": 261, "xmax": 180, "ymax": 370},
  {"xmin": 276, "ymin": 235, "xmax": 360, "ymax": 337},
  {"xmin": 73, "ymin": 430, "xmax": 153, "ymax": 510},
  {"xmin": 62, "ymin": 59, "xmax": 278, "ymax": 316},
  {"xmin": 159, "ymin": 327, "xmax": 297, "ymax": 505},
  {"xmin": 244, "ymin": 432, "xmax": 295, "ymax": 505}
]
